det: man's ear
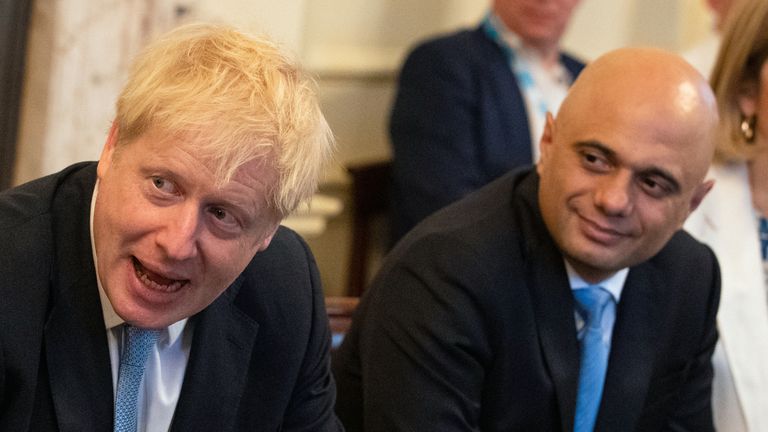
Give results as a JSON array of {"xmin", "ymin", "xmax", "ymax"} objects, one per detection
[
  {"xmin": 96, "ymin": 122, "xmax": 119, "ymax": 179},
  {"xmin": 255, "ymin": 224, "xmax": 280, "ymax": 252},
  {"xmin": 688, "ymin": 179, "xmax": 715, "ymax": 215},
  {"xmin": 537, "ymin": 113, "xmax": 556, "ymax": 176}
]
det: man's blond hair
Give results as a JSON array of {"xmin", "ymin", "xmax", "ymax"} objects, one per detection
[{"xmin": 115, "ymin": 23, "xmax": 333, "ymax": 217}]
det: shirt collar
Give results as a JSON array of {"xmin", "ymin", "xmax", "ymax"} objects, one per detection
[
  {"xmin": 487, "ymin": 10, "xmax": 569, "ymax": 82},
  {"xmin": 564, "ymin": 259, "xmax": 628, "ymax": 303},
  {"xmin": 90, "ymin": 181, "xmax": 188, "ymax": 345}
]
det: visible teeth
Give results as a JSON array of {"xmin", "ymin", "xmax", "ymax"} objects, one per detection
[{"xmin": 134, "ymin": 263, "xmax": 184, "ymax": 292}]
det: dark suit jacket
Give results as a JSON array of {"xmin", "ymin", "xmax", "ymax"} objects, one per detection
[
  {"xmin": 334, "ymin": 168, "xmax": 720, "ymax": 431},
  {"xmin": 389, "ymin": 26, "xmax": 585, "ymax": 241},
  {"xmin": 0, "ymin": 162, "xmax": 342, "ymax": 431}
]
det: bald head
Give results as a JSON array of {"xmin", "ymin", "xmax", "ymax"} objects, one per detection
[
  {"xmin": 536, "ymin": 47, "xmax": 719, "ymax": 283},
  {"xmin": 557, "ymin": 47, "xmax": 718, "ymax": 181}
]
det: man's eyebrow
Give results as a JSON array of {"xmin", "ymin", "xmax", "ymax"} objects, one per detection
[
  {"xmin": 574, "ymin": 140, "xmax": 616, "ymax": 160},
  {"xmin": 574, "ymin": 140, "xmax": 681, "ymax": 194}
]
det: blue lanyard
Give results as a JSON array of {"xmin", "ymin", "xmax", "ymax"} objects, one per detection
[{"xmin": 480, "ymin": 13, "xmax": 549, "ymax": 119}]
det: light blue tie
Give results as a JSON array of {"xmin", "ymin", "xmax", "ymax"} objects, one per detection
[
  {"xmin": 114, "ymin": 326, "xmax": 160, "ymax": 432},
  {"xmin": 573, "ymin": 286, "xmax": 614, "ymax": 432}
]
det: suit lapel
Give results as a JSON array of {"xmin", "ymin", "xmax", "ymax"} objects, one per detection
[
  {"xmin": 476, "ymin": 25, "xmax": 533, "ymax": 167},
  {"xmin": 45, "ymin": 164, "xmax": 113, "ymax": 431},
  {"xmin": 596, "ymin": 265, "xmax": 665, "ymax": 431},
  {"xmin": 528, "ymin": 242, "xmax": 581, "ymax": 432},
  {"xmin": 170, "ymin": 280, "xmax": 258, "ymax": 432},
  {"xmin": 45, "ymin": 278, "xmax": 114, "ymax": 431},
  {"xmin": 517, "ymin": 174, "xmax": 581, "ymax": 432}
]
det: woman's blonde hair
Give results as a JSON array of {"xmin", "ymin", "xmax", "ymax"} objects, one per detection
[
  {"xmin": 710, "ymin": 0, "xmax": 768, "ymax": 163},
  {"xmin": 115, "ymin": 23, "xmax": 334, "ymax": 217}
]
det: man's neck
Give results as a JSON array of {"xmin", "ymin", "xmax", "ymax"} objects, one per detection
[
  {"xmin": 564, "ymin": 260, "xmax": 629, "ymax": 303},
  {"xmin": 565, "ymin": 257, "xmax": 616, "ymax": 286},
  {"xmin": 524, "ymin": 42, "xmax": 561, "ymax": 69}
]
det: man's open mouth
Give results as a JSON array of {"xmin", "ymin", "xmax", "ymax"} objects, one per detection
[{"xmin": 132, "ymin": 257, "xmax": 189, "ymax": 293}]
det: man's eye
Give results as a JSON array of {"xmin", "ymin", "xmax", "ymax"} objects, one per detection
[
  {"xmin": 151, "ymin": 176, "xmax": 177, "ymax": 194},
  {"xmin": 581, "ymin": 152, "xmax": 609, "ymax": 171},
  {"xmin": 640, "ymin": 177, "xmax": 670, "ymax": 197},
  {"xmin": 585, "ymin": 153, "xmax": 600, "ymax": 163},
  {"xmin": 207, "ymin": 206, "xmax": 241, "ymax": 231},
  {"xmin": 210, "ymin": 207, "xmax": 228, "ymax": 220}
]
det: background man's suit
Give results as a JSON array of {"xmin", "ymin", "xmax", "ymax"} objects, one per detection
[
  {"xmin": 389, "ymin": 26, "xmax": 585, "ymax": 241},
  {"xmin": 334, "ymin": 168, "xmax": 720, "ymax": 431},
  {"xmin": 0, "ymin": 163, "xmax": 339, "ymax": 431}
]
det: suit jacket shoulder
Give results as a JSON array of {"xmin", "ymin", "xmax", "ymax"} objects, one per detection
[{"xmin": 335, "ymin": 169, "xmax": 574, "ymax": 431}]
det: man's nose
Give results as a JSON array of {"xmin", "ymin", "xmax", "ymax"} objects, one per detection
[
  {"xmin": 155, "ymin": 204, "xmax": 200, "ymax": 260},
  {"xmin": 594, "ymin": 172, "xmax": 634, "ymax": 217}
]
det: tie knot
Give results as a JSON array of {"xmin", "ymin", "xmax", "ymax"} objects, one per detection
[
  {"xmin": 573, "ymin": 286, "xmax": 613, "ymax": 329},
  {"xmin": 122, "ymin": 326, "xmax": 161, "ymax": 366}
]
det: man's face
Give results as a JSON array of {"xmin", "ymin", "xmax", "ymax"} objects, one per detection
[
  {"xmin": 494, "ymin": 0, "xmax": 581, "ymax": 50},
  {"xmin": 537, "ymin": 103, "xmax": 712, "ymax": 283},
  {"xmin": 93, "ymin": 128, "xmax": 280, "ymax": 328}
]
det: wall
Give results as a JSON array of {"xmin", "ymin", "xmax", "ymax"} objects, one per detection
[{"xmin": 14, "ymin": 0, "xmax": 185, "ymax": 185}]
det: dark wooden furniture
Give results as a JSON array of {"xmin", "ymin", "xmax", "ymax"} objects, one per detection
[{"xmin": 345, "ymin": 160, "xmax": 391, "ymax": 297}]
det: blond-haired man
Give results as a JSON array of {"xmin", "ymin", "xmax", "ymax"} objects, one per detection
[{"xmin": 0, "ymin": 24, "xmax": 340, "ymax": 431}]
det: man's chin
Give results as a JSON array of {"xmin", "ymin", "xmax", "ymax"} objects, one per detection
[
  {"xmin": 114, "ymin": 301, "xmax": 179, "ymax": 329},
  {"xmin": 564, "ymin": 249, "xmax": 629, "ymax": 282}
]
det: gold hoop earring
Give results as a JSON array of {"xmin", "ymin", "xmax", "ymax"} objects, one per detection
[{"xmin": 741, "ymin": 115, "xmax": 756, "ymax": 144}]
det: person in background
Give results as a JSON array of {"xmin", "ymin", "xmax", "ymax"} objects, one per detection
[
  {"xmin": 684, "ymin": 0, "xmax": 768, "ymax": 430},
  {"xmin": 335, "ymin": 47, "xmax": 721, "ymax": 431},
  {"xmin": 0, "ymin": 23, "xmax": 342, "ymax": 431},
  {"xmin": 684, "ymin": 0, "xmax": 737, "ymax": 76},
  {"xmin": 388, "ymin": 0, "xmax": 584, "ymax": 242}
]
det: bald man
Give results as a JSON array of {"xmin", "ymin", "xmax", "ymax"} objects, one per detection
[{"xmin": 333, "ymin": 48, "xmax": 721, "ymax": 432}]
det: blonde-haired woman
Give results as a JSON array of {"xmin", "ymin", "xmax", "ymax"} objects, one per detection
[{"xmin": 684, "ymin": 0, "xmax": 768, "ymax": 430}]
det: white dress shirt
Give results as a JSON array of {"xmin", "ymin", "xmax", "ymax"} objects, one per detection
[{"xmin": 90, "ymin": 182, "xmax": 193, "ymax": 432}]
